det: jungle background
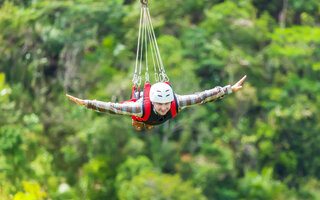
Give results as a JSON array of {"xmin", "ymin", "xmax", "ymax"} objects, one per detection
[{"xmin": 0, "ymin": 0, "xmax": 320, "ymax": 199}]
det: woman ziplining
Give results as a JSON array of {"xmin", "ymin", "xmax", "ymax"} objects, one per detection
[{"xmin": 66, "ymin": 0, "xmax": 247, "ymax": 131}]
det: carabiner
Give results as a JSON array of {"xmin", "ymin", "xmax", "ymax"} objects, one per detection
[
  {"xmin": 137, "ymin": 76, "xmax": 142, "ymax": 87},
  {"xmin": 145, "ymin": 72, "xmax": 150, "ymax": 83}
]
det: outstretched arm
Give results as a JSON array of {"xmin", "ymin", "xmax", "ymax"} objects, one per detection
[
  {"xmin": 177, "ymin": 75, "xmax": 247, "ymax": 110},
  {"xmin": 66, "ymin": 94, "xmax": 143, "ymax": 117}
]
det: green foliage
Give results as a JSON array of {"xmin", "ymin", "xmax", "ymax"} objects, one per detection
[
  {"xmin": 238, "ymin": 168, "xmax": 286, "ymax": 200},
  {"xmin": 289, "ymin": 0, "xmax": 320, "ymax": 13},
  {"xmin": 0, "ymin": 125, "xmax": 22, "ymax": 154},
  {"xmin": 0, "ymin": 73, "xmax": 11, "ymax": 104},
  {"xmin": 191, "ymin": 141, "xmax": 237, "ymax": 199},
  {"xmin": 201, "ymin": 1, "xmax": 257, "ymax": 48},
  {"xmin": 118, "ymin": 170, "xmax": 206, "ymax": 200},
  {"xmin": 298, "ymin": 178, "xmax": 320, "ymax": 200},
  {"xmin": 13, "ymin": 181, "xmax": 47, "ymax": 200},
  {"xmin": 116, "ymin": 156, "xmax": 153, "ymax": 180}
]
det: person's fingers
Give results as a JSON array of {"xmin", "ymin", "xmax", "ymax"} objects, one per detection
[
  {"xmin": 236, "ymin": 75, "xmax": 247, "ymax": 86},
  {"xmin": 66, "ymin": 94, "xmax": 74, "ymax": 100},
  {"xmin": 66, "ymin": 94, "xmax": 77, "ymax": 102},
  {"xmin": 231, "ymin": 85, "xmax": 243, "ymax": 92},
  {"xmin": 66, "ymin": 94, "xmax": 85, "ymax": 105}
]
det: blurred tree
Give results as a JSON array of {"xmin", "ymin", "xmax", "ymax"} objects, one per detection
[
  {"xmin": 238, "ymin": 168, "xmax": 286, "ymax": 200},
  {"xmin": 259, "ymin": 26, "xmax": 320, "ymax": 184},
  {"xmin": 190, "ymin": 140, "xmax": 238, "ymax": 199},
  {"xmin": 118, "ymin": 170, "xmax": 206, "ymax": 200},
  {"xmin": 13, "ymin": 181, "xmax": 47, "ymax": 200},
  {"xmin": 0, "ymin": 0, "xmax": 320, "ymax": 199}
]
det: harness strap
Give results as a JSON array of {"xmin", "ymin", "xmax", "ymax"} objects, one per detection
[
  {"xmin": 170, "ymin": 100, "xmax": 177, "ymax": 118},
  {"xmin": 131, "ymin": 85, "xmax": 136, "ymax": 98},
  {"xmin": 121, "ymin": 85, "xmax": 139, "ymax": 104},
  {"xmin": 164, "ymin": 82, "xmax": 177, "ymax": 118},
  {"xmin": 133, "ymin": 82, "xmax": 177, "ymax": 123},
  {"xmin": 141, "ymin": 83, "xmax": 151, "ymax": 121},
  {"xmin": 134, "ymin": 83, "xmax": 151, "ymax": 122}
]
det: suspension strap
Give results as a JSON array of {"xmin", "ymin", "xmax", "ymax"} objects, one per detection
[
  {"xmin": 165, "ymin": 82, "xmax": 177, "ymax": 117},
  {"xmin": 132, "ymin": 0, "xmax": 169, "ymax": 87},
  {"xmin": 133, "ymin": 5, "xmax": 143, "ymax": 87},
  {"xmin": 143, "ymin": 7, "xmax": 149, "ymax": 83},
  {"xmin": 146, "ymin": 9, "xmax": 169, "ymax": 82},
  {"xmin": 146, "ymin": 8, "xmax": 160, "ymax": 82}
]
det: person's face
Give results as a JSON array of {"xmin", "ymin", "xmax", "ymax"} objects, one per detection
[{"xmin": 152, "ymin": 102, "xmax": 171, "ymax": 116}]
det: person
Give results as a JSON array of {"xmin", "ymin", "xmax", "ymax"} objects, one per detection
[{"xmin": 66, "ymin": 75, "xmax": 247, "ymax": 131}]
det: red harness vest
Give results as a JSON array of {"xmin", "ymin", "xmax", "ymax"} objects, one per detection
[{"xmin": 123, "ymin": 82, "xmax": 178, "ymax": 123}]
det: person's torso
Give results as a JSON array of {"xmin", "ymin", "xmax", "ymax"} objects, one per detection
[{"xmin": 141, "ymin": 94, "xmax": 179, "ymax": 125}]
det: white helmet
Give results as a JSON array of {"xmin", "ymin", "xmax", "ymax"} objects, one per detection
[{"xmin": 150, "ymin": 82, "xmax": 174, "ymax": 103}]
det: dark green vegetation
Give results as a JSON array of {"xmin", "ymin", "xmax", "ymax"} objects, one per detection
[{"xmin": 0, "ymin": 0, "xmax": 320, "ymax": 199}]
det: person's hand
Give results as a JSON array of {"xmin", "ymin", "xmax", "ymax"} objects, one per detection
[
  {"xmin": 231, "ymin": 75, "xmax": 247, "ymax": 92},
  {"xmin": 66, "ymin": 94, "xmax": 85, "ymax": 106}
]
